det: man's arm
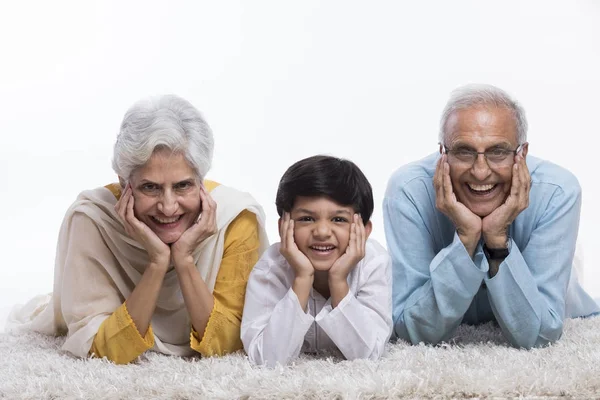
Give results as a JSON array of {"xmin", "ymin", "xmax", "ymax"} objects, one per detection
[
  {"xmin": 383, "ymin": 178, "xmax": 487, "ymax": 345},
  {"xmin": 483, "ymin": 183, "xmax": 581, "ymax": 348}
]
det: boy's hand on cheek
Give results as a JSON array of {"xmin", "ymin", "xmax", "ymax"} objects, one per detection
[
  {"xmin": 329, "ymin": 214, "xmax": 366, "ymax": 283},
  {"xmin": 329, "ymin": 214, "xmax": 366, "ymax": 308},
  {"xmin": 279, "ymin": 212, "xmax": 314, "ymax": 279}
]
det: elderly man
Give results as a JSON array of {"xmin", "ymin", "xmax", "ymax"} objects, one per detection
[{"xmin": 383, "ymin": 84, "xmax": 599, "ymax": 349}]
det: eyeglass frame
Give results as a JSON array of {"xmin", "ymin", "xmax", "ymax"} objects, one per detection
[{"xmin": 439, "ymin": 143, "xmax": 525, "ymax": 166}]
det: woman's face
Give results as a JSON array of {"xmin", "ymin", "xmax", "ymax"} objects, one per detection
[{"xmin": 128, "ymin": 149, "xmax": 202, "ymax": 244}]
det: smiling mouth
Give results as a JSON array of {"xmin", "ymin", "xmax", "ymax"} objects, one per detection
[
  {"xmin": 151, "ymin": 215, "xmax": 183, "ymax": 225},
  {"xmin": 467, "ymin": 183, "xmax": 497, "ymax": 195},
  {"xmin": 309, "ymin": 245, "xmax": 336, "ymax": 254}
]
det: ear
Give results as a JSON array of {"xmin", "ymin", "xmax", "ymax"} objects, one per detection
[
  {"xmin": 364, "ymin": 220, "xmax": 373, "ymax": 239},
  {"xmin": 277, "ymin": 217, "xmax": 283, "ymax": 233},
  {"xmin": 439, "ymin": 143, "xmax": 444, "ymax": 154},
  {"xmin": 520, "ymin": 142, "xmax": 529, "ymax": 158}
]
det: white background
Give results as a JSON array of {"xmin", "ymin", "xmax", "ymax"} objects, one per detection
[{"xmin": 1, "ymin": 1, "xmax": 599, "ymax": 331}]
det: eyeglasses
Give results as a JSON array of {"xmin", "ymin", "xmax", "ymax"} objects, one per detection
[{"xmin": 441, "ymin": 143, "xmax": 524, "ymax": 167}]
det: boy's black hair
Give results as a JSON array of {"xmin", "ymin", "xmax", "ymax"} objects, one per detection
[{"xmin": 275, "ymin": 155, "xmax": 374, "ymax": 223}]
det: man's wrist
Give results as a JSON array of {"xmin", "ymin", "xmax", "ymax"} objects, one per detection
[{"xmin": 483, "ymin": 234, "xmax": 509, "ymax": 249}]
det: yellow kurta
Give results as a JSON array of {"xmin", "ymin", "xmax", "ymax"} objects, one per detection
[{"xmin": 89, "ymin": 180, "xmax": 260, "ymax": 364}]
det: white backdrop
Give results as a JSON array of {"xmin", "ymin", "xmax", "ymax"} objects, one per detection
[{"xmin": 1, "ymin": 1, "xmax": 599, "ymax": 329}]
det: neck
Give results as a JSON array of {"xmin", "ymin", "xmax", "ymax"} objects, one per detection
[{"xmin": 312, "ymin": 270, "xmax": 330, "ymax": 298}]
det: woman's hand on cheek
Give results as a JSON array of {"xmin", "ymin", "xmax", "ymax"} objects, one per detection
[
  {"xmin": 115, "ymin": 184, "xmax": 171, "ymax": 269},
  {"xmin": 171, "ymin": 186, "xmax": 217, "ymax": 268}
]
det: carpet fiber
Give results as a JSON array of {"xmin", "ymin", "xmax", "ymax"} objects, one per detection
[{"xmin": 1, "ymin": 318, "xmax": 599, "ymax": 399}]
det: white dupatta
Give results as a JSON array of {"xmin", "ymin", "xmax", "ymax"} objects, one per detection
[{"xmin": 8, "ymin": 184, "xmax": 268, "ymax": 357}]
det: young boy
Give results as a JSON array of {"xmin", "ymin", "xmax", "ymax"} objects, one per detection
[{"xmin": 241, "ymin": 155, "xmax": 392, "ymax": 367}]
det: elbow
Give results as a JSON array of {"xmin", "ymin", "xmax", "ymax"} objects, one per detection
[
  {"xmin": 507, "ymin": 317, "xmax": 564, "ymax": 350},
  {"xmin": 398, "ymin": 317, "xmax": 454, "ymax": 346}
]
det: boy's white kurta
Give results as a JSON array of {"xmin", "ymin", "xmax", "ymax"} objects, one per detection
[{"xmin": 241, "ymin": 238, "xmax": 393, "ymax": 367}]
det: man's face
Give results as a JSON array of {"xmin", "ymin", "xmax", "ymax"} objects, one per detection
[{"xmin": 444, "ymin": 106, "xmax": 528, "ymax": 217}]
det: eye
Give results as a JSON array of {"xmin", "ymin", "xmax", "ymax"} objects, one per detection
[
  {"xmin": 487, "ymin": 148, "xmax": 511, "ymax": 157},
  {"xmin": 455, "ymin": 149, "xmax": 476, "ymax": 157},
  {"xmin": 332, "ymin": 217, "xmax": 348, "ymax": 223},
  {"xmin": 141, "ymin": 183, "xmax": 159, "ymax": 192},
  {"xmin": 175, "ymin": 181, "xmax": 194, "ymax": 191},
  {"xmin": 296, "ymin": 216, "xmax": 314, "ymax": 222}
]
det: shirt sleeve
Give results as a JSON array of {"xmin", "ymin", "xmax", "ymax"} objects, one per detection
[
  {"xmin": 190, "ymin": 209, "xmax": 260, "ymax": 357},
  {"xmin": 483, "ymin": 184, "xmax": 581, "ymax": 348},
  {"xmin": 315, "ymin": 253, "xmax": 393, "ymax": 361},
  {"xmin": 89, "ymin": 302, "xmax": 154, "ymax": 364},
  {"xmin": 383, "ymin": 181, "xmax": 487, "ymax": 345},
  {"xmin": 241, "ymin": 258, "xmax": 314, "ymax": 367}
]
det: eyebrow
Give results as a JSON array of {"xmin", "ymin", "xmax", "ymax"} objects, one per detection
[
  {"xmin": 451, "ymin": 142, "xmax": 513, "ymax": 150},
  {"xmin": 138, "ymin": 178, "xmax": 196, "ymax": 185},
  {"xmin": 294, "ymin": 208, "xmax": 353, "ymax": 216}
]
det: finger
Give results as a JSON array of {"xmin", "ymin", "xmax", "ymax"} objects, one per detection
[
  {"xmin": 123, "ymin": 194, "xmax": 138, "ymax": 237},
  {"xmin": 356, "ymin": 214, "xmax": 366, "ymax": 255},
  {"xmin": 519, "ymin": 155, "xmax": 531, "ymax": 192},
  {"xmin": 348, "ymin": 219, "xmax": 357, "ymax": 256},
  {"xmin": 116, "ymin": 185, "xmax": 131, "ymax": 219},
  {"xmin": 279, "ymin": 212, "xmax": 288, "ymax": 242},
  {"xmin": 442, "ymin": 160, "xmax": 454, "ymax": 204},
  {"xmin": 434, "ymin": 155, "xmax": 443, "ymax": 190},
  {"xmin": 200, "ymin": 189, "xmax": 217, "ymax": 229},
  {"xmin": 434, "ymin": 157, "xmax": 445, "ymax": 208},
  {"xmin": 510, "ymin": 162, "xmax": 521, "ymax": 198},
  {"xmin": 288, "ymin": 218, "xmax": 296, "ymax": 249}
]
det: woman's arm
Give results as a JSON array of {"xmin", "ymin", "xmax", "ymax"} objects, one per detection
[{"xmin": 187, "ymin": 210, "xmax": 260, "ymax": 356}]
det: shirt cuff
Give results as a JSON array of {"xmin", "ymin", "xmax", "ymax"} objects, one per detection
[{"xmin": 190, "ymin": 300, "xmax": 244, "ymax": 357}]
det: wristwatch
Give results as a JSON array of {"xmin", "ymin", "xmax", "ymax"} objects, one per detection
[{"xmin": 483, "ymin": 243, "xmax": 509, "ymax": 260}]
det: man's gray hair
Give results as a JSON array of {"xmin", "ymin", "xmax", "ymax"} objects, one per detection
[
  {"xmin": 438, "ymin": 84, "xmax": 528, "ymax": 145},
  {"xmin": 112, "ymin": 94, "xmax": 214, "ymax": 182}
]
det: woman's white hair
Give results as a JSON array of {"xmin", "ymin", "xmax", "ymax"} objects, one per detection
[
  {"xmin": 112, "ymin": 94, "xmax": 214, "ymax": 183},
  {"xmin": 439, "ymin": 83, "xmax": 528, "ymax": 146}
]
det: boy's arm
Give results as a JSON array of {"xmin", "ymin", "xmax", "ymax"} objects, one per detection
[
  {"xmin": 241, "ymin": 254, "xmax": 314, "ymax": 367},
  {"xmin": 315, "ymin": 252, "xmax": 393, "ymax": 360}
]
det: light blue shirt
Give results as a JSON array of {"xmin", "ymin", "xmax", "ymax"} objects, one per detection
[{"xmin": 383, "ymin": 153, "xmax": 599, "ymax": 349}]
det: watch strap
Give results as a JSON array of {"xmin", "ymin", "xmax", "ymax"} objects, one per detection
[{"xmin": 483, "ymin": 243, "xmax": 509, "ymax": 260}]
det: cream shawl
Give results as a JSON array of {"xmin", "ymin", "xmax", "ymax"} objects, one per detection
[{"xmin": 8, "ymin": 184, "xmax": 269, "ymax": 358}]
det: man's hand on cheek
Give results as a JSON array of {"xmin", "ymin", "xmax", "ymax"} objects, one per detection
[
  {"xmin": 482, "ymin": 154, "xmax": 531, "ymax": 248},
  {"xmin": 434, "ymin": 155, "xmax": 482, "ymax": 257}
]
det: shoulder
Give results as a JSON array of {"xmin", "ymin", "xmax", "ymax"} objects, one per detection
[
  {"xmin": 203, "ymin": 179, "xmax": 220, "ymax": 192},
  {"xmin": 528, "ymin": 156, "xmax": 581, "ymax": 198},
  {"xmin": 249, "ymin": 243, "xmax": 292, "ymax": 277},
  {"xmin": 361, "ymin": 239, "xmax": 391, "ymax": 270},
  {"xmin": 384, "ymin": 153, "xmax": 437, "ymax": 200}
]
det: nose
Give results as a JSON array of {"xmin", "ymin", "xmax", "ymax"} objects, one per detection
[
  {"xmin": 157, "ymin": 191, "xmax": 179, "ymax": 216},
  {"xmin": 470, "ymin": 154, "xmax": 492, "ymax": 181},
  {"xmin": 312, "ymin": 220, "xmax": 332, "ymax": 239}
]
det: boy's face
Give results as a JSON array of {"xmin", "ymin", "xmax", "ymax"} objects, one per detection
[{"xmin": 288, "ymin": 196, "xmax": 365, "ymax": 271}]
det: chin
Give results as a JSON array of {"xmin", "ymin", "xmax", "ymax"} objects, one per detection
[
  {"xmin": 311, "ymin": 261, "xmax": 335, "ymax": 271},
  {"xmin": 157, "ymin": 232, "xmax": 184, "ymax": 245}
]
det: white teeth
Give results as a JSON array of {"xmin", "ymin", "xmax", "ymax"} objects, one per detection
[
  {"xmin": 468, "ymin": 183, "xmax": 495, "ymax": 192},
  {"xmin": 311, "ymin": 245, "xmax": 335, "ymax": 251},
  {"xmin": 153, "ymin": 215, "xmax": 181, "ymax": 224}
]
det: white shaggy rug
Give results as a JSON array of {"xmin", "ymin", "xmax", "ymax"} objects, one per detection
[{"xmin": 1, "ymin": 318, "xmax": 600, "ymax": 399}]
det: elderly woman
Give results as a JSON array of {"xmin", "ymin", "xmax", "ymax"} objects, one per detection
[{"xmin": 11, "ymin": 95, "xmax": 268, "ymax": 364}]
